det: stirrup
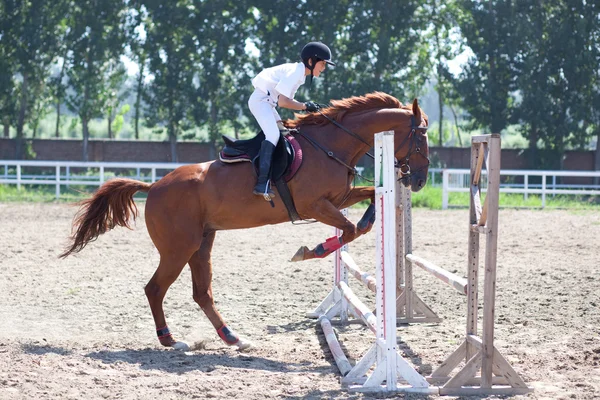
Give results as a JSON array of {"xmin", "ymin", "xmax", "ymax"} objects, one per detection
[{"xmin": 253, "ymin": 182, "xmax": 275, "ymax": 201}]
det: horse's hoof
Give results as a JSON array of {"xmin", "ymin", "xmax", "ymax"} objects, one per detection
[
  {"xmin": 235, "ymin": 338, "xmax": 252, "ymax": 350},
  {"xmin": 172, "ymin": 341, "xmax": 190, "ymax": 351},
  {"xmin": 291, "ymin": 246, "xmax": 309, "ymax": 262}
]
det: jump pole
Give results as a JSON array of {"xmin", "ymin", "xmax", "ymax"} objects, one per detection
[
  {"xmin": 396, "ymin": 180, "xmax": 468, "ymax": 324},
  {"xmin": 308, "ymin": 131, "xmax": 436, "ymax": 394}
]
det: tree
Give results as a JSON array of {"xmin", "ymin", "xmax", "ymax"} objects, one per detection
[
  {"xmin": 453, "ymin": 1, "xmax": 521, "ymax": 135},
  {"xmin": 104, "ymin": 60, "xmax": 129, "ymax": 139},
  {"xmin": 0, "ymin": 25, "xmax": 17, "ymax": 137},
  {"xmin": 192, "ymin": 1, "xmax": 255, "ymax": 158},
  {"xmin": 125, "ymin": 2, "xmax": 149, "ymax": 140},
  {"xmin": 143, "ymin": 0, "xmax": 198, "ymax": 162},
  {"xmin": 324, "ymin": 1, "xmax": 426, "ymax": 103},
  {"xmin": 1, "ymin": 0, "xmax": 69, "ymax": 157},
  {"xmin": 48, "ymin": 59, "xmax": 68, "ymax": 138},
  {"xmin": 66, "ymin": 0, "xmax": 126, "ymax": 160},
  {"xmin": 419, "ymin": 0, "xmax": 464, "ymax": 146},
  {"xmin": 47, "ymin": 17, "xmax": 70, "ymax": 138},
  {"xmin": 513, "ymin": 0, "xmax": 600, "ymax": 168}
]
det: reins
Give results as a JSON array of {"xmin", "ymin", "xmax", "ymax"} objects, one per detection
[{"xmin": 296, "ymin": 108, "xmax": 430, "ymax": 183}]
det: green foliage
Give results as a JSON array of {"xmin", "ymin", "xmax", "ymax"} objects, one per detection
[
  {"xmin": 65, "ymin": 0, "xmax": 127, "ymax": 159},
  {"xmin": 0, "ymin": 0, "xmax": 598, "ymax": 163},
  {"xmin": 111, "ymin": 104, "xmax": 131, "ymax": 137}
]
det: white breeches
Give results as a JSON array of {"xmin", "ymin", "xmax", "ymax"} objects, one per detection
[{"xmin": 248, "ymin": 88, "xmax": 282, "ymax": 146}]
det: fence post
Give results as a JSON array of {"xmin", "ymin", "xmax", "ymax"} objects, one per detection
[
  {"xmin": 541, "ymin": 173, "xmax": 547, "ymax": 208},
  {"xmin": 524, "ymin": 174, "xmax": 528, "ymax": 201},
  {"xmin": 55, "ymin": 166, "xmax": 61, "ymax": 200},
  {"xmin": 17, "ymin": 165, "xmax": 21, "ymax": 190},
  {"xmin": 442, "ymin": 169, "xmax": 449, "ymax": 210},
  {"xmin": 99, "ymin": 166, "xmax": 104, "ymax": 184}
]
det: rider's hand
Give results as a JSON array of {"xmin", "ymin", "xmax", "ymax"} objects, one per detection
[{"xmin": 304, "ymin": 101, "xmax": 320, "ymax": 112}]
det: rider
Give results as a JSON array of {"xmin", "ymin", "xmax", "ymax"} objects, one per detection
[{"xmin": 248, "ymin": 41, "xmax": 335, "ymax": 200}]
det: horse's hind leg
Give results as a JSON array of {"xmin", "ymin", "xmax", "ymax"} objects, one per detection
[
  {"xmin": 145, "ymin": 249, "xmax": 196, "ymax": 349},
  {"xmin": 188, "ymin": 231, "xmax": 252, "ymax": 350}
]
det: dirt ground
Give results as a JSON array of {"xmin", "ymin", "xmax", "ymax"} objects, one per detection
[{"xmin": 0, "ymin": 202, "xmax": 599, "ymax": 400}]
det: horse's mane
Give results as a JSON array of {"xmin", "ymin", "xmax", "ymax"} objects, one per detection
[{"xmin": 286, "ymin": 91, "xmax": 405, "ymax": 128}]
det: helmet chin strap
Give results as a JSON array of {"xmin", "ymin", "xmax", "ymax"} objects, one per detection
[{"xmin": 307, "ymin": 58, "xmax": 316, "ymax": 87}]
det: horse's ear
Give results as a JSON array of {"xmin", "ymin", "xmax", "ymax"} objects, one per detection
[{"xmin": 412, "ymin": 98, "xmax": 421, "ymax": 121}]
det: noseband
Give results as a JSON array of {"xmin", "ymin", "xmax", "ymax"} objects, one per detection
[{"xmin": 395, "ymin": 115, "xmax": 430, "ymax": 181}]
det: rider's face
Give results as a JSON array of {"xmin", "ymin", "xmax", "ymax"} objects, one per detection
[{"xmin": 312, "ymin": 60, "xmax": 327, "ymax": 77}]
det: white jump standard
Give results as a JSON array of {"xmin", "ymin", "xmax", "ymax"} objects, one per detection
[
  {"xmin": 310, "ymin": 132, "xmax": 532, "ymax": 396},
  {"xmin": 308, "ymin": 131, "xmax": 436, "ymax": 394}
]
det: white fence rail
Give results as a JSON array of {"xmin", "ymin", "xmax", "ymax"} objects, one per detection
[
  {"xmin": 439, "ymin": 168, "xmax": 600, "ymax": 209},
  {"xmin": 0, "ymin": 160, "xmax": 186, "ymax": 199},
  {"xmin": 1, "ymin": 161, "xmax": 599, "ymax": 207}
]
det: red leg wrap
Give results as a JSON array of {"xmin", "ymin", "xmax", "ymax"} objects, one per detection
[
  {"xmin": 315, "ymin": 236, "xmax": 344, "ymax": 258},
  {"xmin": 217, "ymin": 325, "xmax": 240, "ymax": 345}
]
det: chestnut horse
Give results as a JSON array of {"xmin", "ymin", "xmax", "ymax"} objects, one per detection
[{"xmin": 60, "ymin": 92, "xmax": 429, "ymax": 350}]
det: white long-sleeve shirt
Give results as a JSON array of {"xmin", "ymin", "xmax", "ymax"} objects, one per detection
[{"xmin": 251, "ymin": 62, "xmax": 306, "ymax": 106}]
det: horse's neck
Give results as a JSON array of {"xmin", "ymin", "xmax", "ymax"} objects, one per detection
[
  {"xmin": 339, "ymin": 108, "xmax": 409, "ymax": 165},
  {"xmin": 353, "ymin": 107, "xmax": 410, "ymax": 136},
  {"xmin": 302, "ymin": 108, "xmax": 409, "ymax": 167}
]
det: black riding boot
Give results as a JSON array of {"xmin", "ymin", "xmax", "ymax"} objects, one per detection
[{"xmin": 253, "ymin": 140, "xmax": 276, "ymax": 200}]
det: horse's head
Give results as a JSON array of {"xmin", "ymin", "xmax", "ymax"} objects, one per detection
[{"xmin": 394, "ymin": 99, "xmax": 429, "ymax": 192}]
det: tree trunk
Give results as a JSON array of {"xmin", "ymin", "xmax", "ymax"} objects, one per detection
[
  {"xmin": 55, "ymin": 101, "xmax": 61, "ymax": 138},
  {"xmin": 450, "ymin": 105, "xmax": 462, "ymax": 147},
  {"xmin": 16, "ymin": 72, "xmax": 28, "ymax": 159},
  {"xmin": 107, "ymin": 109, "xmax": 113, "ymax": 139},
  {"xmin": 134, "ymin": 63, "xmax": 144, "ymax": 140},
  {"xmin": 209, "ymin": 103, "xmax": 218, "ymax": 160},
  {"xmin": 169, "ymin": 121, "xmax": 178, "ymax": 163},
  {"xmin": 82, "ymin": 116, "xmax": 89, "ymax": 162},
  {"xmin": 55, "ymin": 56, "xmax": 67, "ymax": 138},
  {"xmin": 433, "ymin": 1, "xmax": 444, "ymax": 147},
  {"xmin": 3, "ymin": 118, "xmax": 9, "ymax": 138},
  {"xmin": 528, "ymin": 124, "xmax": 538, "ymax": 169},
  {"xmin": 438, "ymin": 81, "xmax": 444, "ymax": 146}
]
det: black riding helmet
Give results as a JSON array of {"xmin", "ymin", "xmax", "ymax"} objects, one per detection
[{"xmin": 301, "ymin": 42, "xmax": 335, "ymax": 85}]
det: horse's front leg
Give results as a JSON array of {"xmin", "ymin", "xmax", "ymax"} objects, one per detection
[
  {"xmin": 338, "ymin": 186, "xmax": 377, "ymax": 235},
  {"xmin": 291, "ymin": 198, "xmax": 360, "ymax": 262}
]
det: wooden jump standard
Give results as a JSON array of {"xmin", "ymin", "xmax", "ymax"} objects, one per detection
[
  {"xmin": 308, "ymin": 132, "xmax": 436, "ymax": 394},
  {"xmin": 309, "ymin": 133, "xmax": 531, "ymax": 396},
  {"xmin": 397, "ymin": 134, "xmax": 532, "ymax": 395}
]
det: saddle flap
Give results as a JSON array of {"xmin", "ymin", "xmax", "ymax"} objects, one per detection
[{"xmin": 219, "ymin": 131, "xmax": 301, "ymax": 182}]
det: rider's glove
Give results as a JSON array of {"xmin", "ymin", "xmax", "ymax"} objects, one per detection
[{"xmin": 304, "ymin": 101, "xmax": 320, "ymax": 112}]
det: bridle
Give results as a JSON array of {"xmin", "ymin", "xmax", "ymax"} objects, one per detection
[{"xmin": 395, "ymin": 115, "xmax": 430, "ymax": 183}]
